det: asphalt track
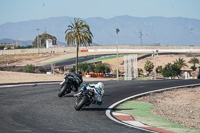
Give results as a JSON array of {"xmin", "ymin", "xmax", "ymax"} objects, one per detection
[
  {"xmin": 0, "ymin": 79, "xmax": 200, "ymax": 133},
  {"xmin": 52, "ymin": 52, "xmax": 191, "ymax": 67},
  {"xmin": 53, "ymin": 54, "xmax": 119, "ymax": 66}
]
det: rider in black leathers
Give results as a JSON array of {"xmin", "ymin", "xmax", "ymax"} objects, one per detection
[{"xmin": 66, "ymin": 71, "xmax": 83, "ymax": 92}]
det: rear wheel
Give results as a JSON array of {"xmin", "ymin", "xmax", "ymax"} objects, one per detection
[
  {"xmin": 74, "ymin": 96, "xmax": 88, "ymax": 111},
  {"xmin": 58, "ymin": 83, "xmax": 69, "ymax": 97}
]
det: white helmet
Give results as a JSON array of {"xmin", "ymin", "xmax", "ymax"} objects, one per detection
[{"xmin": 95, "ymin": 82, "xmax": 104, "ymax": 95}]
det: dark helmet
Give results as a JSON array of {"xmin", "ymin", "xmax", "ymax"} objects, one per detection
[
  {"xmin": 77, "ymin": 71, "xmax": 82, "ymax": 77},
  {"xmin": 77, "ymin": 71, "xmax": 83, "ymax": 84}
]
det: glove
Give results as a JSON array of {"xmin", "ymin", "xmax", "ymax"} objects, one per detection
[{"xmin": 80, "ymin": 84, "xmax": 87, "ymax": 91}]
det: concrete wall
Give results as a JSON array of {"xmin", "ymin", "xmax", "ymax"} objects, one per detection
[
  {"xmin": 1, "ymin": 45, "xmax": 200, "ymax": 55},
  {"xmin": 0, "ymin": 47, "xmax": 76, "ymax": 55}
]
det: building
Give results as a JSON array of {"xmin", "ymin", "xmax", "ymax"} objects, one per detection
[{"xmin": 46, "ymin": 39, "xmax": 53, "ymax": 48}]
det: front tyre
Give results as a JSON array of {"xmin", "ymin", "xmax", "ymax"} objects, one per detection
[
  {"xmin": 58, "ymin": 83, "xmax": 68, "ymax": 97},
  {"xmin": 74, "ymin": 96, "xmax": 88, "ymax": 111}
]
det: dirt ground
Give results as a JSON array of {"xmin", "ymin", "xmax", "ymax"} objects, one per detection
[
  {"xmin": 0, "ymin": 71, "xmax": 115, "ymax": 84},
  {"xmin": 136, "ymin": 87, "xmax": 200, "ymax": 129},
  {"xmin": 103, "ymin": 54, "xmax": 200, "ymax": 78}
]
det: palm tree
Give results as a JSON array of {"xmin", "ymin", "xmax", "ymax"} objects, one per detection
[
  {"xmin": 188, "ymin": 57, "xmax": 199, "ymax": 71},
  {"xmin": 173, "ymin": 58, "xmax": 188, "ymax": 69},
  {"xmin": 65, "ymin": 18, "xmax": 93, "ymax": 72}
]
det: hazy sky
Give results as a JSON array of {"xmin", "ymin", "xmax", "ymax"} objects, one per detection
[{"xmin": 0, "ymin": 0, "xmax": 200, "ymax": 25}]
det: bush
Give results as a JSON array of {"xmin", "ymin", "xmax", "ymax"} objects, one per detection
[
  {"xmin": 68, "ymin": 62, "xmax": 110, "ymax": 74},
  {"xmin": 161, "ymin": 63, "xmax": 181, "ymax": 78},
  {"xmin": 0, "ymin": 66, "xmax": 4, "ymax": 71},
  {"xmin": 138, "ymin": 68, "xmax": 143, "ymax": 75},
  {"xmin": 23, "ymin": 64, "xmax": 35, "ymax": 73},
  {"xmin": 95, "ymin": 63, "xmax": 110, "ymax": 73}
]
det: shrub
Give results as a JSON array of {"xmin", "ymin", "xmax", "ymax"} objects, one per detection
[
  {"xmin": 0, "ymin": 66, "xmax": 4, "ymax": 71},
  {"xmin": 95, "ymin": 63, "xmax": 111, "ymax": 73},
  {"xmin": 138, "ymin": 68, "xmax": 143, "ymax": 76},
  {"xmin": 161, "ymin": 63, "xmax": 181, "ymax": 78},
  {"xmin": 23, "ymin": 64, "xmax": 35, "ymax": 73}
]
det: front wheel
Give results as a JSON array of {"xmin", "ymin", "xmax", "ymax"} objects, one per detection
[
  {"xmin": 74, "ymin": 96, "xmax": 88, "ymax": 111},
  {"xmin": 58, "ymin": 83, "xmax": 69, "ymax": 97}
]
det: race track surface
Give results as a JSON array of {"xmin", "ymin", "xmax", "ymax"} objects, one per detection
[{"xmin": 0, "ymin": 79, "xmax": 199, "ymax": 133}]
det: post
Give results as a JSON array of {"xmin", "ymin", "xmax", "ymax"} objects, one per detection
[
  {"xmin": 197, "ymin": 66, "xmax": 200, "ymax": 79},
  {"xmin": 153, "ymin": 50, "xmax": 158, "ymax": 80},
  {"xmin": 36, "ymin": 29, "xmax": 40, "ymax": 53},
  {"xmin": 190, "ymin": 28, "xmax": 194, "ymax": 46},
  {"xmin": 116, "ymin": 28, "xmax": 120, "ymax": 81}
]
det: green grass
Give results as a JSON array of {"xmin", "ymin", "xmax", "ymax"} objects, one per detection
[
  {"xmin": 135, "ymin": 77, "xmax": 152, "ymax": 80},
  {"xmin": 87, "ymin": 55, "xmax": 124, "ymax": 62},
  {"xmin": 115, "ymin": 100, "xmax": 200, "ymax": 133},
  {"xmin": 43, "ymin": 53, "xmax": 148, "ymax": 65},
  {"xmin": 87, "ymin": 53, "xmax": 147, "ymax": 63}
]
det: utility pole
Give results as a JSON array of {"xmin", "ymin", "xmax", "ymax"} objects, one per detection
[
  {"xmin": 36, "ymin": 29, "xmax": 40, "ymax": 53},
  {"xmin": 116, "ymin": 28, "xmax": 120, "ymax": 81},
  {"xmin": 139, "ymin": 29, "xmax": 143, "ymax": 46},
  {"xmin": 190, "ymin": 28, "xmax": 194, "ymax": 46},
  {"xmin": 152, "ymin": 50, "xmax": 158, "ymax": 80}
]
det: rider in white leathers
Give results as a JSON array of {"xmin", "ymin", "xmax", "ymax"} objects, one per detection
[{"xmin": 74, "ymin": 82, "xmax": 104, "ymax": 105}]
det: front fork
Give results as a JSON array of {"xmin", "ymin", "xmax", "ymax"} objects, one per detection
[{"xmin": 60, "ymin": 79, "xmax": 65, "ymax": 87}]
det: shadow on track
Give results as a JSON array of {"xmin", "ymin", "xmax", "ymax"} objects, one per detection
[{"xmin": 81, "ymin": 107, "xmax": 132, "ymax": 111}]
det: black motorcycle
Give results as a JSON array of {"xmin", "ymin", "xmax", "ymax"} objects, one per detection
[
  {"xmin": 58, "ymin": 73, "xmax": 78, "ymax": 97},
  {"xmin": 74, "ymin": 88, "xmax": 94, "ymax": 111}
]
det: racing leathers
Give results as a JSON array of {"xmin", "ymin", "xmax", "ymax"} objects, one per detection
[
  {"xmin": 75, "ymin": 83, "xmax": 104, "ymax": 105},
  {"xmin": 65, "ymin": 72, "xmax": 83, "ymax": 92}
]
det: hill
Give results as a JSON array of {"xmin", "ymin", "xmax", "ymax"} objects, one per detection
[
  {"xmin": 0, "ymin": 38, "xmax": 32, "ymax": 46},
  {"xmin": 0, "ymin": 16, "xmax": 200, "ymax": 46}
]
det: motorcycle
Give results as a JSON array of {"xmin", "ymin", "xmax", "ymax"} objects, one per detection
[
  {"xmin": 74, "ymin": 88, "xmax": 94, "ymax": 111},
  {"xmin": 58, "ymin": 73, "xmax": 77, "ymax": 97}
]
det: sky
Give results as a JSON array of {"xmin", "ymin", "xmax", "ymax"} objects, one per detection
[{"xmin": 0, "ymin": 0, "xmax": 200, "ymax": 25}]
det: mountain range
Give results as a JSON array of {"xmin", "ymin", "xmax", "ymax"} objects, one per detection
[{"xmin": 0, "ymin": 15, "xmax": 199, "ymax": 46}]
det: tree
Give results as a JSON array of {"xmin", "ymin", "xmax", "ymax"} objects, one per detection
[
  {"xmin": 78, "ymin": 62, "xmax": 95, "ymax": 73},
  {"xmin": 144, "ymin": 60, "xmax": 154, "ymax": 74},
  {"xmin": 173, "ymin": 58, "xmax": 188, "ymax": 69},
  {"xmin": 32, "ymin": 33, "xmax": 57, "ymax": 48},
  {"xmin": 65, "ymin": 18, "xmax": 93, "ymax": 72},
  {"xmin": 95, "ymin": 63, "xmax": 111, "ymax": 73},
  {"xmin": 156, "ymin": 66, "xmax": 163, "ymax": 73},
  {"xmin": 161, "ymin": 63, "xmax": 181, "ymax": 78},
  {"xmin": 188, "ymin": 57, "xmax": 199, "ymax": 71}
]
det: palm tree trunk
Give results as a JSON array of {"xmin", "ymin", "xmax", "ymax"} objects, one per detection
[{"xmin": 76, "ymin": 44, "xmax": 79, "ymax": 73}]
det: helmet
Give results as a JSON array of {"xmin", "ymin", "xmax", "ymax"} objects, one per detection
[
  {"xmin": 77, "ymin": 71, "xmax": 82, "ymax": 76},
  {"xmin": 95, "ymin": 82, "xmax": 104, "ymax": 95},
  {"xmin": 76, "ymin": 71, "xmax": 83, "ymax": 84}
]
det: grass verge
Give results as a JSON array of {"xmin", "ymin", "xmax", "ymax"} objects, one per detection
[{"xmin": 115, "ymin": 100, "xmax": 200, "ymax": 133}]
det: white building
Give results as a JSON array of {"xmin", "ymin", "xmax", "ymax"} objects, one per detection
[{"xmin": 46, "ymin": 39, "xmax": 53, "ymax": 48}]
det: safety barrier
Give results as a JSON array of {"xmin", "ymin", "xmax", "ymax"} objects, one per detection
[{"xmin": 84, "ymin": 73, "xmax": 104, "ymax": 78}]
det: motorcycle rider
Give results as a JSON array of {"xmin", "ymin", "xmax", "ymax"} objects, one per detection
[
  {"xmin": 65, "ymin": 71, "xmax": 83, "ymax": 92},
  {"xmin": 74, "ymin": 82, "xmax": 104, "ymax": 105}
]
